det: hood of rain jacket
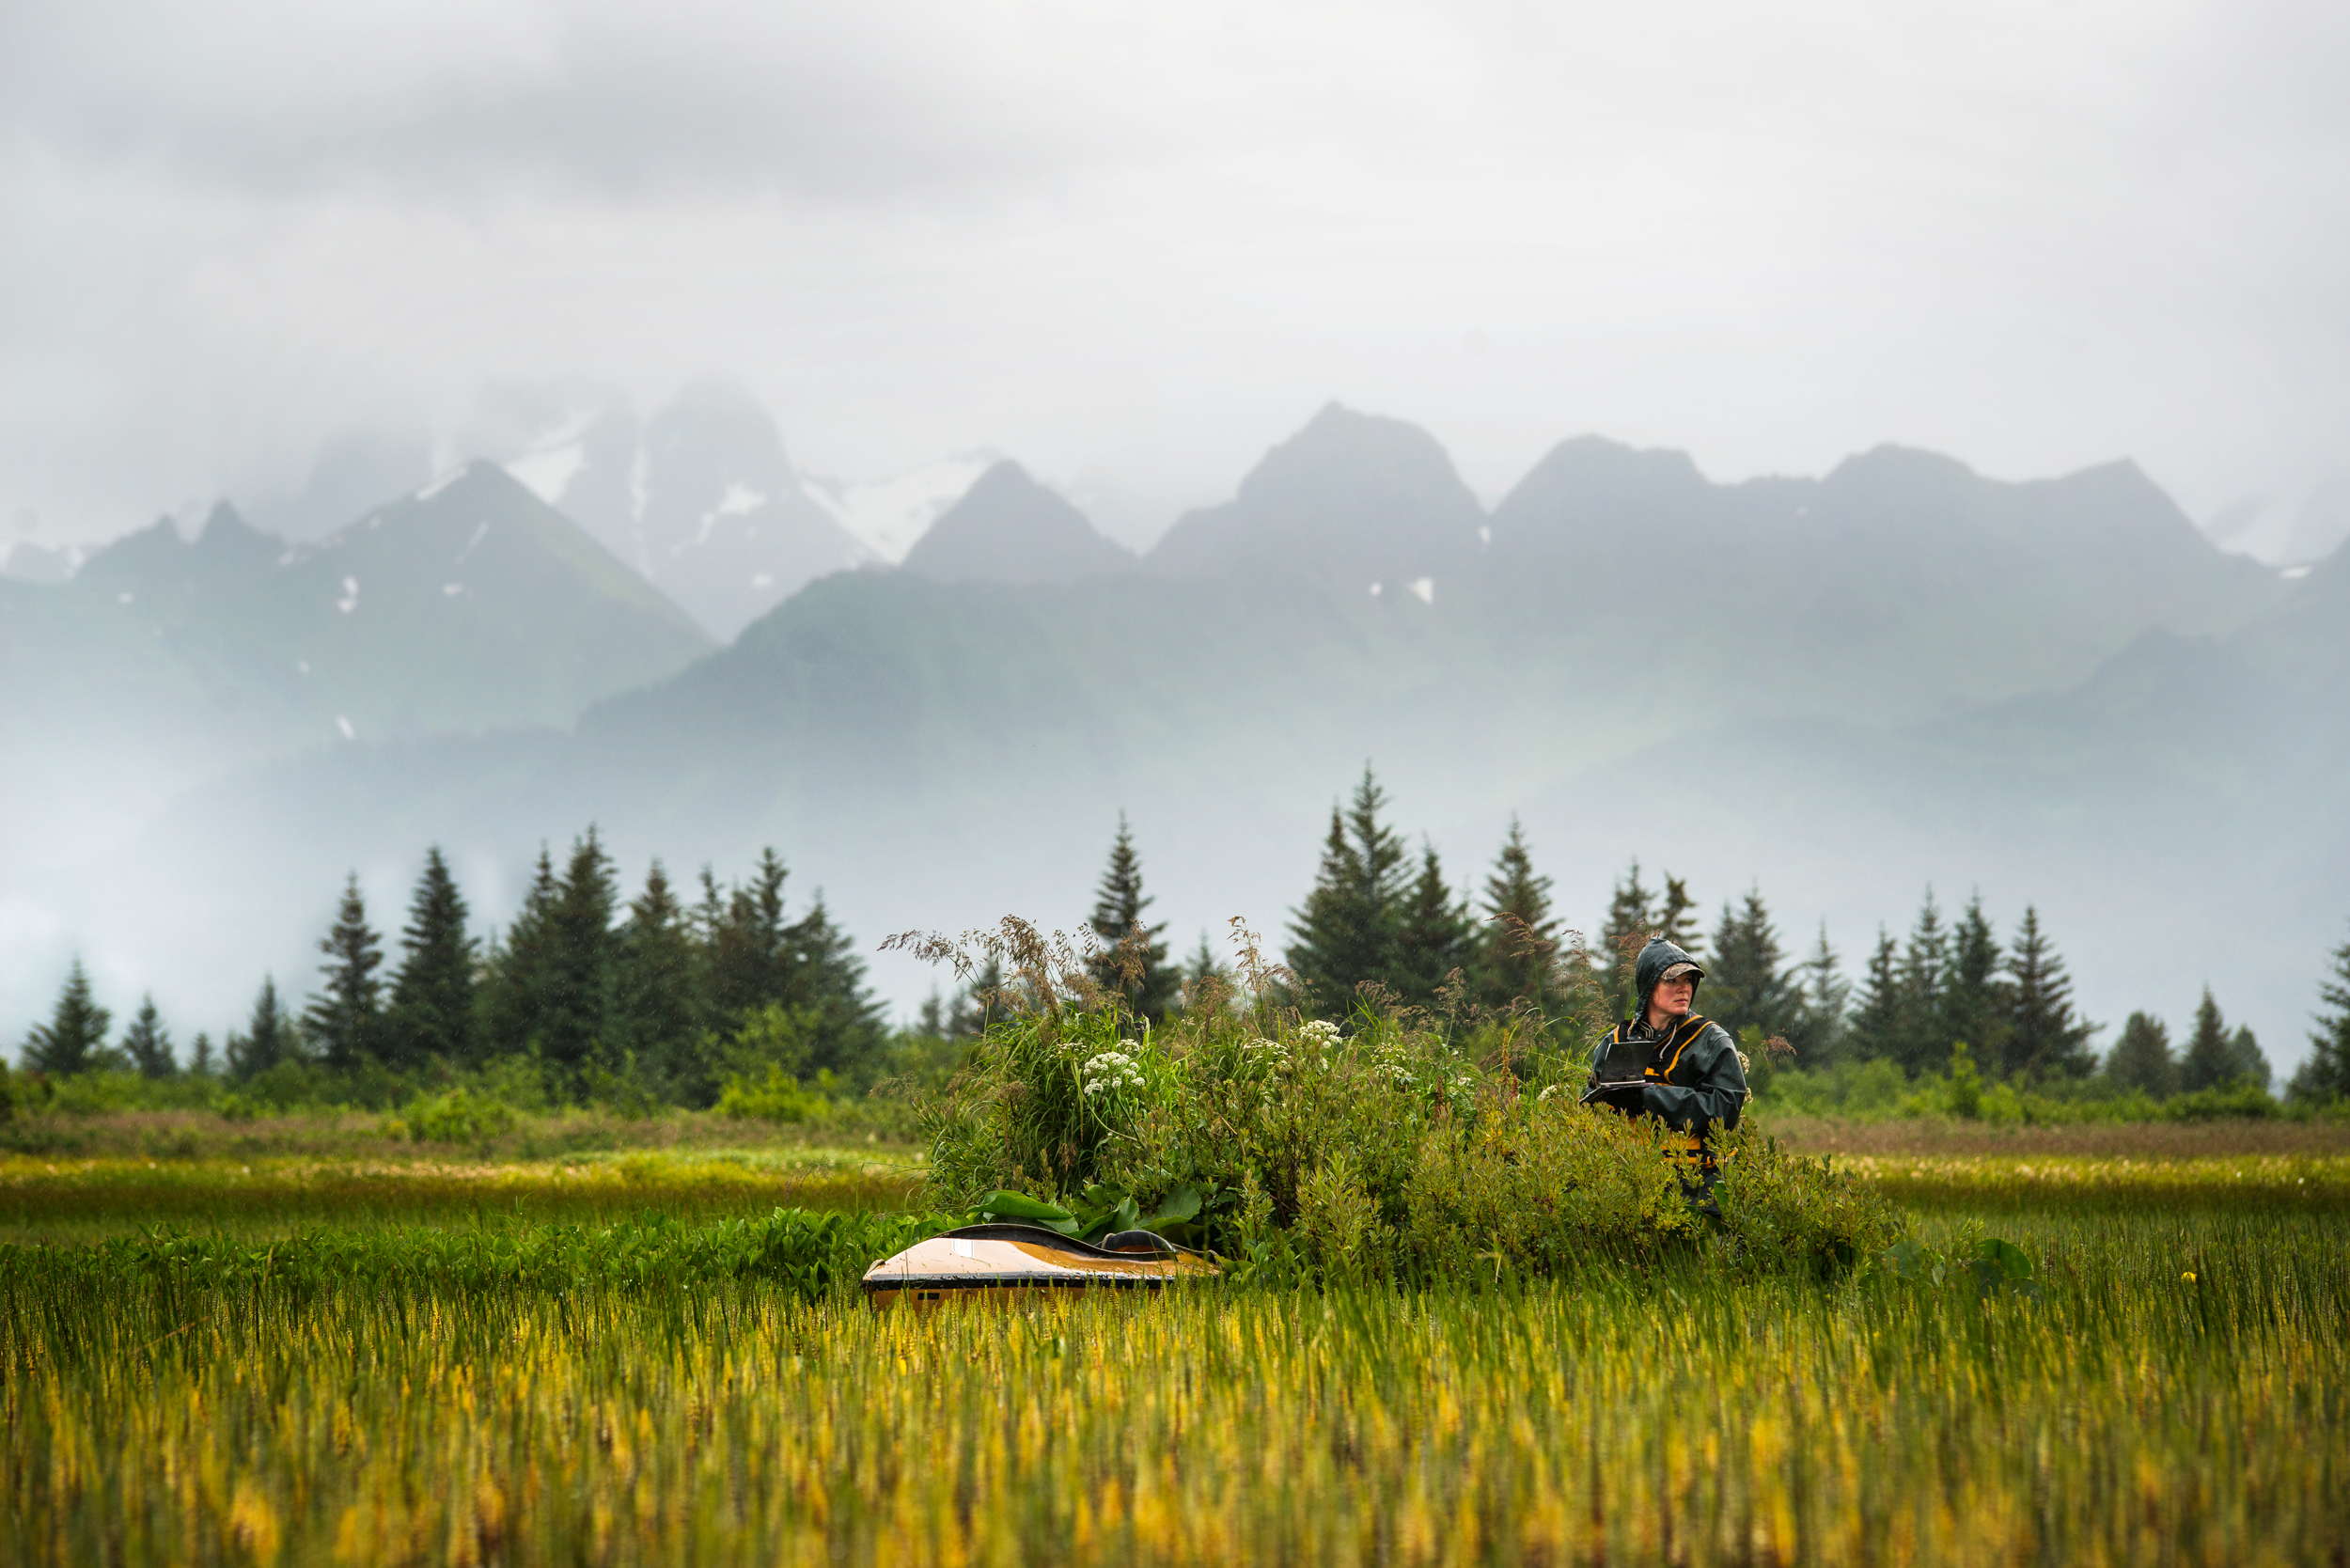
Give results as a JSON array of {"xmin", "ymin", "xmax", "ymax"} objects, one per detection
[{"xmin": 1633, "ymin": 935, "xmax": 1705, "ymax": 1027}]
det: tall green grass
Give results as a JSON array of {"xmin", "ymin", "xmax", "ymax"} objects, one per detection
[
  {"xmin": 3, "ymin": 1204, "xmax": 2341, "ymax": 1565},
  {"xmin": 0, "ymin": 1149, "xmax": 922, "ymax": 1242}
]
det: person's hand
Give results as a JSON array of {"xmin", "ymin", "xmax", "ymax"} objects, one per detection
[{"xmin": 1588, "ymin": 1080, "xmax": 1648, "ymax": 1114}]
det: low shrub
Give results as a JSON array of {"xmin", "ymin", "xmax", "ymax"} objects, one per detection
[
  {"xmin": 394, "ymin": 1087, "xmax": 519, "ymax": 1144},
  {"xmin": 910, "ymin": 922, "xmax": 1903, "ymax": 1281},
  {"xmin": 716, "ymin": 1068, "xmax": 838, "ymax": 1123}
]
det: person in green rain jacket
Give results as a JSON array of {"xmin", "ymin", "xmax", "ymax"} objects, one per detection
[{"xmin": 1584, "ymin": 934, "xmax": 1749, "ymax": 1205}]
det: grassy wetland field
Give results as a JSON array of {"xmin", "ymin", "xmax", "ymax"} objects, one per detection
[{"xmin": 5, "ymin": 1048, "xmax": 2346, "ymax": 1563}]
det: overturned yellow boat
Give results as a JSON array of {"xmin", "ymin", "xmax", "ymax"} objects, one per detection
[{"xmin": 861, "ymin": 1223, "xmax": 1217, "ymax": 1308}]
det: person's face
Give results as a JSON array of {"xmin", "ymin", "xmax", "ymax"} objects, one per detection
[{"xmin": 1652, "ymin": 973, "xmax": 1697, "ymax": 1018}]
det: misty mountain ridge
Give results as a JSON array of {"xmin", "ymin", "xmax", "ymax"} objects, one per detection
[
  {"xmin": 0, "ymin": 463, "xmax": 712, "ymax": 881},
  {"xmin": 1146, "ymin": 402, "xmax": 1487, "ymax": 585},
  {"xmin": 900, "ymin": 462, "xmax": 1136, "ymax": 584},
  {"xmin": 7, "ymin": 399, "xmax": 2346, "ymax": 1081},
  {"xmin": 508, "ymin": 381, "xmax": 875, "ymax": 642}
]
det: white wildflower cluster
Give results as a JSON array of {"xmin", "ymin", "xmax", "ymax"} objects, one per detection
[
  {"xmin": 1081, "ymin": 1046, "xmax": 1146, "ymax": 1099},
  {"xmin": 1240, "ymin": 1036, "xmax": 1289, "ymax": 1065},
  {"xmin": 1297, "ymin": 1020, "xmax": 1341, "ymax": 1051},
  {"xmin": 1371, "ymin": 1040, "xmax": 1419, "ymax": 1090}
]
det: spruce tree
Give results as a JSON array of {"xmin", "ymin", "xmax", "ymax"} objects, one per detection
[
  {"xmin": 2288, "ymin": 921, "xmax": 2350, "ymax": 1104},
  {"xmin": 1786, "ymin": 923, "xmax": 1850, "ymax": 1067},
  {"xmin": 227, "ymin": 977, "xmax": 294, "ymax": 1081},
  {"xmin": 2178, "ymin": 986, "xmax": 2237, "ymax": 1093},
  {"xmin": 1846, "ymin": 931, "xmax": 1904, "ymax": 1063},
  {"xmin": 484, "ymin": 846, "xmax": 558, "ymax": 1058},
  {"xmin": 1708, "ymin": 886, "xmax": 1795, "ymax": 1043},
  {"xmin": 1659, "ymin": 874, "xmax": 1705, "ymax": 958},
  {"xmin": 2001, "ymin": 907, "xmax": 2096, "ymax": 1079},
  {"xmin": 1178, "ymin": 933, "xmax": 1228, "ymax": 1015},
  {"xmin": 1943, "ymin": 894, "xmax": 2011, "ymax": 1075},
  {"xmin": 537, "ymin": 827, "xmax": 619, "ymax": 1078},
  {"xmin": 1397, "ymin": 843, "xmax": 1476, "ymax": 1011},
  {"xmin": 617, "ymin": 859, "xmax": 701, "ymax": 1094},
  {"xmin": 1893, "ymin": 890, "xmax": 1950, "ymax": 1074},
  {"xmin": 305, "ymin": 873, "xmax": 386, "ymax": 1072},
  {"xmin": 2225, "ymin": 1026, "xmax": 2270, "ymax": 1092},
  {"xmin": 120, "ymin": 994, "xmax": 175, "ymax": 1079},
  {"xmin": 787, "ymin": 892, "xmax": 888, "ymax": 1080},
  {"xmin": 2106, "ymin": 1011, "xmax": 2176, "ymax": 1098},
  {"xmin": 187, "ymin": 1033, "xmax": 216, "ymax": 1079},
  {"xmin": 1087, "ymin": 813, "xmax": 1175, "ymax": 1023},
  {"xmin": 1285, "ymin": 767, "xmax": 1409, "ymax": 1014},
  {"xmin": 706, "ymin": 850, "xmax": 792, "ymax": 1021},
  {"xmin": 1472, "ymin": 818, "xmax": 1556, "ymax": 1013},
  {"xmin": 1598, "ymin": 860, "xmax": 1659, "ymax": 1020},
  {"xmin": 387, "ymin": 846, "xmax": 478, "ymax": 1068},
  {"xmin": 24, "ymin": 960, "xmax": 111, "ymax": 1076}
]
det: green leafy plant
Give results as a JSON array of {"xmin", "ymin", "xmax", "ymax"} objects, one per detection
[
  {"xmin": 716, "ymin": 1067, "xmax": 836, "ymax": 1123},
  {"xmin": 395, "ymin": 1087, "xmax": 518, "ymax": 1144},
  {"xmin": 907, "ymin": 921, "xmax": 1904, "ymax": 1281}
]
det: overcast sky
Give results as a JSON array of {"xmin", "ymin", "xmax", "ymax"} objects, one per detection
[{"xmin": 5, "ymin": 0, "xmax": 2346, "ymax": 552}]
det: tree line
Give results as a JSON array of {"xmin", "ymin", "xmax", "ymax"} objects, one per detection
[
  {"xmin": 17, "ymin": 768, "xmax": 2350, "ymax": 1106},
  {"xmin": 18, "ymin": 833, "xmax": 885, "ymax": 1105}
]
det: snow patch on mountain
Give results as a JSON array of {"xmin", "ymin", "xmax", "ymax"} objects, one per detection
[{"xmin": 803, "ymin": 452, "xmax": 1000, "ymax": 565}]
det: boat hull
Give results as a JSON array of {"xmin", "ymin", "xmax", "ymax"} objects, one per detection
[{"xmin": 861, "ymin": 1223, "xmax": 1216, "ymax": 1308}]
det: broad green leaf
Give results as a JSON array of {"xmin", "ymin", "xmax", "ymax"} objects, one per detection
[
  {"xmin": 1974, "ymin": 1237, "xmax": 2032, "ymax": 1280},
  {"xmin": 974, "ymin": 1190, "xmax": 1074, "ymax": 1224},
  {"xmin": 1145, "ymin": 1184, "xmax": 1203, "ymax": 1228}
]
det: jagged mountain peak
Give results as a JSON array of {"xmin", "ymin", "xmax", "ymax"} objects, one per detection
[{"xmin": 900, "ymin": 462, "xmax": 1134, "ymax": 586}]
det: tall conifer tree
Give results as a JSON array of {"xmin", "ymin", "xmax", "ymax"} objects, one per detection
[
  {"xmin": 2226, "ymin": 1027, "xmax": 2269, "ymax": 1091},
  {"xmin": 227, "ymin": 977, "xmax": 294, "ymax": 1081},
  {"xmin": 1893, "ymin": 890, "xmax": 1950, "ymax": 1074},
  {"xmin": 536, "ymin": 827, "xmax": 619, "ymax": 1077},
  {"xmin": 306, "ymin": 874, "xmax": 385, "ymax": 1071},
  {"xmin": 1846, "ymin": 931, "xmax": 1904, "ymax": 1062},
  {"xmin": 1178, "ymin": 933, "xmax": 1229, "ymax": 1015},
  {"xmin": 388, "ymin": 846, "xmax": 478, "ymax": 1068},
  {"xmin": 1598, "ymin": 860, "xmax": 1659, "ymax": 1020},
  {"xmin": 1087, "ymin": 814, "xmax": 1175, "ymax": 1023},
  {"xmin": 1659, "ymin": 874, "xmax": 1705, "ymax": 958},
  {"xmin": 121, "ymin": 995, "xmax": 175, "ymax": 1079},
  {"xmin": 1393, "ymin": 843, "xmax": 1475, "ymax": 1011},
  {"xmin": 1943, "ymin": 894, "xmax": 2011, "ymax": 1074},
  {"xmin": 2178, "ymin": 986, "xmax": 2237, "ymax": 1093},
  {"xmin": 485, "ymin": 846, "xmax": 558, "ymax": 1058},
  {"xmin": 1472, "ymin": 819, "xmax": 1555, "ymax": 1012},
  {"xmin": 1785, "ymin": 923, "xmax": 1851, "ymax": 1067},
  {"xmin": 706, "ymin": 850, "xmax": 792, "ymax": 1021},
  {"xmin": 617, "ymin": 859, "xmax": 700, "ymax": 1092},
  {"xmin": 2106, "ymin": 1011, "xmax": 2176, "ymax": 1098},
  {"xmin": 2288, "ymin": 921, "xmax": 2350, "ymax": 1104},
  {"xmin": 787, "ymin": 892, "xmax": 888, "ymax": 1078},
  {"xmin": 1286, "ymin": 767, "xmax": 1409, "ymax": 1014},
  {"xmin": 24, "ymin": 960, "xmax": 111, "ymax": 1076},
  {"xmin": 2001, "ymin": 906, "xmax": 2096, "ymax": 1079},
  {"xmin": 1708, "ymin": 887, "xmax": 1795, "ymax": 1042}
]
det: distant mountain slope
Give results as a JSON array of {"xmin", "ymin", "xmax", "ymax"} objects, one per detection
[
  {"xmin": 1489, "ymin": 437, "xmax": 2290, "ymax": 717},
  {"xmin": 69, "ymin": 463, "xmax": 711, "ymax": 740},
  {"xmin": 900, "ymin": 463, "xmax": 1135, "ymax": 584},
  {"xmin": 502, "ymin": 381, "xmax": 875, "ymax": 639},
  {"xmin": 1148, "ymin": 403, "xmax": 1486, "ymax": 585},
  {"xmin": 0, "ymin": 466, "xmax": 713, "ymax": 879}
]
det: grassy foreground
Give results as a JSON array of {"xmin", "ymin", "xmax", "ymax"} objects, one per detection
[{"xmin": 3, "ymin": 1197, "xmax": 2345, "ymax": 1565}]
